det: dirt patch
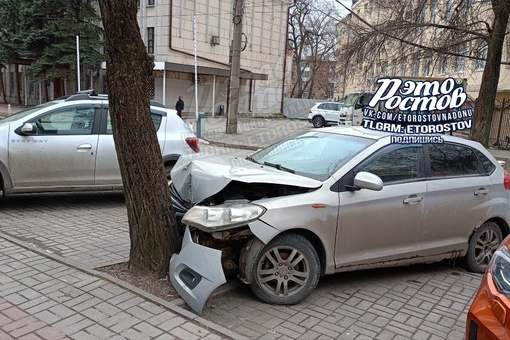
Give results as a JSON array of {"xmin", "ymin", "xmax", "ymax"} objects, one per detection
[{"xmin": 96, "ymin": 262, "xmax": 179, "ymax": 302}]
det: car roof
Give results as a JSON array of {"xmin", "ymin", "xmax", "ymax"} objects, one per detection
[
  {"xmin": 58, "ymin": 92, "xmax": 167, "ymax": 109},
  {"xmin": 318, "ymin": 126, "xmax": 482, "ymax": 146}
]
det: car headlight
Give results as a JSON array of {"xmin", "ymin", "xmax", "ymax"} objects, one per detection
[
  {"xmin": 182, "ymin": 203, "xmax": 266, "ymax": 231},
  {"xmin": 491, "ymin": 246, "xmax": 510, "ymax": 297}
]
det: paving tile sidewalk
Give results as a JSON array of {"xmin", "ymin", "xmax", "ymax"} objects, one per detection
[{"xmin": 0, "ymin": 234, "xmax": 245, "ymax": 340}]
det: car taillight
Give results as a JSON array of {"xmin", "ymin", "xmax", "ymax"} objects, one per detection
[
  {"xmin": 185, "ymin": 137, "xmax": 200, "ymax": 153},
  {"xmin": 309, "ymin": 109, "xmax": 312, "ymax": 113}
]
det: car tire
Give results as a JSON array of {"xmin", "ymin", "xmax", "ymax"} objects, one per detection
[
  {"xmin": 312, "ymin": 116, "xmax": 325, "ymax": 128},
  {"xmin": 249, "ymin": 233, "xmax": 320, "ymax": 305},
  {"xmin": 463, "ymin": 221, "xmax": 503, "ymax": 273}
]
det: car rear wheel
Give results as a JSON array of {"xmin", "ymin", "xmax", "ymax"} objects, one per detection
[
  {"xmin": 312, "ymin": 116, "xmax": 325, "ymax": 128},
  {"xmin": 463, "ymin": 221, "xmax": 503, "ymax": 273},
  {"xmin": 249, "ymin": 233, "xmax": 320, "ymax": 305}
]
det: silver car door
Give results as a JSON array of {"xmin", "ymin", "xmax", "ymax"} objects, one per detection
[
  {"xmin": 421, "ymin": 143, "xmax": 494, "ymax": 256},
  {"xmin": 8, "ymin": 105, "xmax": 99, "ymax": 187},
  {"xmin": 335, "ymin": 145, "xmax": 426, "ymax": 268},
  {"xmin": 94, "ymin": 108, "xmax": 165, "ymax": 185}
]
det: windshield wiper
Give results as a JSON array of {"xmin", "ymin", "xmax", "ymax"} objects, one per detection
[
  {"xmin": 263, "ymin": 162, "xmax": 295, "ymax": 173},
  {"xmin": 246, "ymin": 156, "xmax": 260, "ymax": 164}
]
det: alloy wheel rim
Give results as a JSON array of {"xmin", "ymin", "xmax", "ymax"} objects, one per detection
[
  {"xmin": 257, "ymin": 245, "xmax": 310, "ymax": 297},
  {"xmin": 474, "ymin": 229, "xmax": 500, "ymax": 266}
]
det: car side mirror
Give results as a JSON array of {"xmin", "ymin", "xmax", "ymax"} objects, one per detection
[
  {"xmin": 19, "ymin": 122, "xmax": 37, "ymax": 136},
  {"xmin": 353, "ymin": 171, "xmax": 383, "ymax": 191}
]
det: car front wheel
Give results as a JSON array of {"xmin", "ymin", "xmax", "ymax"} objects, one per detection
[
  {"xmin": 463, "ymin": 221, "xmax": 503, "ymax": 273},
  {"xmin": 249, "ymin": 233, "xmax": 320, "ymax": 305},
  {"xmin": 311, "ymin": 116, "xmax": 325, "ymax": 128}
]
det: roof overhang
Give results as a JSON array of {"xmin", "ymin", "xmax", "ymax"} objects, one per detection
[{"xmin": 101, "ymin": 61, "xmax": 268, "ymax": 80}]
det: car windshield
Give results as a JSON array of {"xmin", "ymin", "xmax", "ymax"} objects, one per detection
[
  {"xmin": 342, "ymin": 93, "xmax": 360, "ymax": 108},
  {"xmin": 249, "ymin": 131, "xmax": 375, "ymax": 181},
  {"xmin": 0, "ymin": 102, "xmax": 59, "ymax": 125}
]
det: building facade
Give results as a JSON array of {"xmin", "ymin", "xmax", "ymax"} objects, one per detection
[
  {"xmin": 2, "ymin": 0, "xmax": 292, "ymax": 116},
  {"xmin": 335, "ymin": 0, "xmax": 510, "ymax": 103}
]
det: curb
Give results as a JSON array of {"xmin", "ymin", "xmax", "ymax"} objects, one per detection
[{"xmin": 0, "ymin": 231, "xmax": 248, "ymax": 340}]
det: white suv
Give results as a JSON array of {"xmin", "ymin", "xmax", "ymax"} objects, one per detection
[
  {"xmin": 0, "ymin": 93, "xmax": 199, "ymax": 197},
  {"xmin": 307, "ymin": 102, "xmax": 343, "ymax": 128}
]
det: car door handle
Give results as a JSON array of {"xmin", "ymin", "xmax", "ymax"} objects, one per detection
[
  {"xmin": 474, "ymin": 188, "xmax": 489, "ymax": 196},
  {"xmin": 77, "ymin": 143, "xmax": 92, "ymax": 151},
  {"xmin": 403, "ymin": 195, "xmax": 423, "ymax": 204}
]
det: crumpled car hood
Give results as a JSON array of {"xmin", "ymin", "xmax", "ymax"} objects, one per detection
[{"xmin": 171, "ymin": 154, "xmax": 322, "ymax": 204}]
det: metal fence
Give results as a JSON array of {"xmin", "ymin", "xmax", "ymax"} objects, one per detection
[{"xmin": 489, "ymin": 98, "xmax": 510, "ymax": 149}]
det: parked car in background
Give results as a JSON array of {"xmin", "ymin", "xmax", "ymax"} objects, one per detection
[
  {"xmin": 307, "ymin": 102, "xmax": 343, "ymax": 127},
  {"xmin": 169, "ymin": 126, "xmax": 510, "ymax": 314},
  {"xmin": 466, "ymin": 234, "xmax": 510, "ymax": 340},
  {"xmin": 0, "ymin": 93, "xmax": 199, "ymax": 197}
]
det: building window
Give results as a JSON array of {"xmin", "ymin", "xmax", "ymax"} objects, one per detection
[
  {"xmin": 431, "ymin": 0, "xmax": 438, "ymax": 23},
  {"xmin": 476, "ymin": 42, "xmax": 488, "ymax": 70},
  {"xmin": 401, "ymin": 57, "xmax": 407, "ymax": 76},
  {"xmin": 148, "ymin": 0, "xmax": 155, "ymax": 5},
  {"xmin": 411, "ymin": 57, "xmax": 420, "ymax": 77},
  {"xmin": 446, "ymin": 0, "xmax": 454, "ymax": 20},
  {"xmin": 147, "ymin": 27, "xmax": 154, "ymax": 54},
  {"xmin": 456, "ymin": 44, "xmax": 466, "ymax": 73},
  {"xmin": 466, "ymin": 0, "xmax": 473, "ymax": 12},
  {"xmin": 423, "ymin": 56, "xmax": 432, "ymax": 77},
  {"xmin": 438, "ymin": 54, "xmax": 447, "ymax": 75},
  {"xmin": 9, "ymin": 72, "xmax": 14, "ymax": 93}
]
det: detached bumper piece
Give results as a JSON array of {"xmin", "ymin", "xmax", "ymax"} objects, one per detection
[{"xmin": 169, "ymin": 226, "xmax": 226, "ymax": 314}]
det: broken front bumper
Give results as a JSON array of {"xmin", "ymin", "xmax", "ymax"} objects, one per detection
[{"xmin": 169, "ymin": 226, "xmax": 226, "ymax": 314}]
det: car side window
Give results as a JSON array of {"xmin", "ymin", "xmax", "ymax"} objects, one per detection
[
  {"xmin": 474, "ymin": 149, "xmax": 496, "ymax": 174},
  {"xmin": 359, "ymin": 147, "xmax": 420, "ymax": 184},
  {"xmin": 32, "ymin": 106, "xmax": 96, "ymax": 135},
  {"xmin": 105, "ymin": 109, "xmax": 163, "ymax": 134},
  {"xmin": 428, "ymin": 143, "xmax": 479, "ymax": 177}
]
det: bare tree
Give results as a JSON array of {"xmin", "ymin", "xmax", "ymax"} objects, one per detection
[
  {"xmin": 98, "ymin": 0, "xmax": 179, "ymax": 277},
  {"xmin": 288, "ymin": 0, "xmax": 338, "ymax": 99},
  {"xmin": 335, "ymin": 0, "xmax": 510, "ymax": 146}
]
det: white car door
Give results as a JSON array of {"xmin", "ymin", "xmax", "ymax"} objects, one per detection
[
  {"xmin": 8, "ymin": 104, "xmax": 100, "ymax": 187},
  {"xmin": 323, "ymin": 103, "xmax": 341, "ymax": 123}
]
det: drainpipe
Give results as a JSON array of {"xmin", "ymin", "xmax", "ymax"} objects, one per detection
[
  {"xmin": 280, "ymin": 6, "xmax": 291, "ymax": 114},
  {"xmin": 168, "ymin": 0, "xmax": 253, "ymax": 73},
  {"xmin": 248, "ymin": 79, "xmax": 253, "ymax": 113}
]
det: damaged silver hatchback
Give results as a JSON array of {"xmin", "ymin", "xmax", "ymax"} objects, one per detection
[{"xmin": 169, "ymin": 126, "xmax": 510, "ymax": 314}]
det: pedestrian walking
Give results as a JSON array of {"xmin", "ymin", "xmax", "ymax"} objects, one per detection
[{"xmin": 175, "ymin": 96, "xmax": 184, "ymax": 118}]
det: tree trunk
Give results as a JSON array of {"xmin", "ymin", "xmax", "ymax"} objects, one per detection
[
  {"xmin": 0, "ymin": 67, "xmax": 7, "ymax": 104},
  {"xmin": 469, "ymin": 0, "xmax": 510, "ymax": 146},
  {"xmin": 98, "ymin": 0, "xmax": 179, "ymax": 277},
  {"xmin": 14, "ymin": 64, "xmax": 21, "ymax": 105}
]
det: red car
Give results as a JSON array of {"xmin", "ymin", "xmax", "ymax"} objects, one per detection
[{"xmin": 467, "ymin": 234, "xmax": 510, "ymax": 339}]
